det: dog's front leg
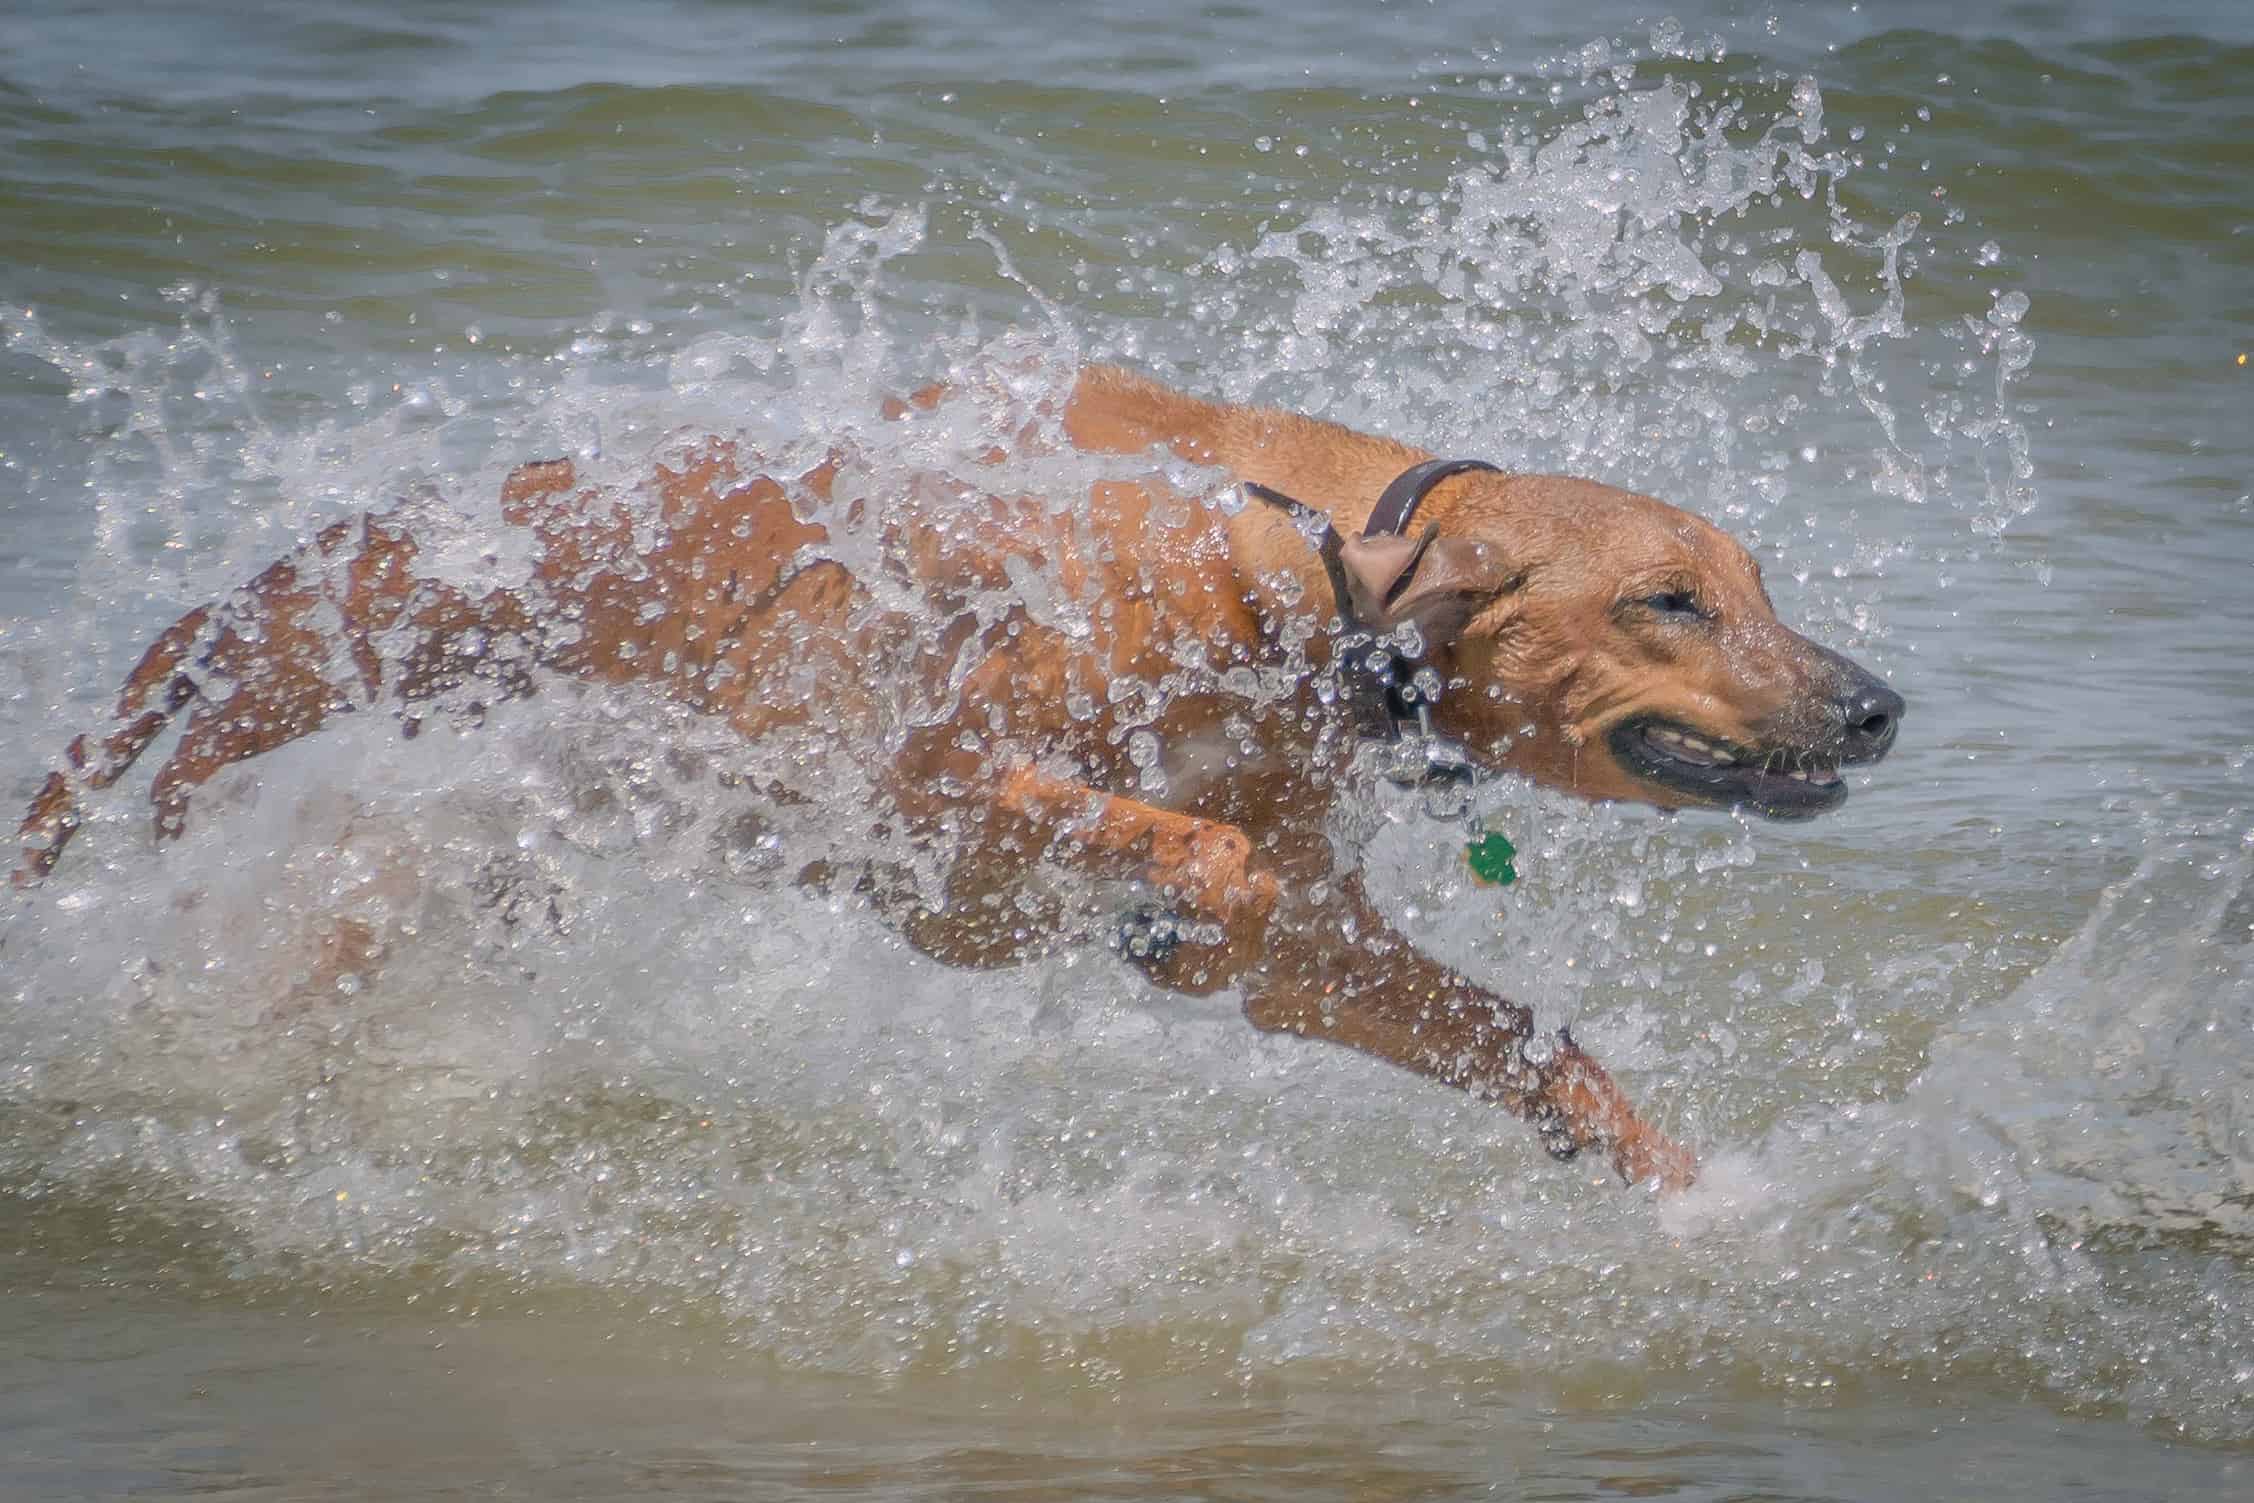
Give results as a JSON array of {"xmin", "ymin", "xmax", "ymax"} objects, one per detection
[
  {"xmin": 1244, "ymin": 871, "xmax": 1696, "ymax": 1192},
  {"xmin": 996, "ymin": 764, "xmax": 1277, "ymax": 924},
  {"xmin": 991, "ymin": 765, "xmax": 1690, "ymax": 1189},
  {"xmin": 993, "ymin": 763, "xmax": 1279, "ymax": 986}
]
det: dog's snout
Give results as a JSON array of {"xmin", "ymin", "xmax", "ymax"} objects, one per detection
[
  {"xmin": 1799, "ymin": 641, "xmax": 1904, "ymax": 764},
  {"xmin": 1835, "ymin": 677, "xmax": 1903, "ymax": 762}
]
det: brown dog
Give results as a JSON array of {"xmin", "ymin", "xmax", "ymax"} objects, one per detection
[{"xmin": 12, "ymin": 364, "xmax": 1902, "ymax": 1190}]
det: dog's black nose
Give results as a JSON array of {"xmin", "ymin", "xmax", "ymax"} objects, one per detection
[{"xmin": 1837, "ymin": 678, "xmax": 1904, "ymax": 762}]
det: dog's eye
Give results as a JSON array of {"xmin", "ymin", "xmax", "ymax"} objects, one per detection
[{"xmin": 1640, "ymin": 591, "xmax": 1704, "ymax": 618}]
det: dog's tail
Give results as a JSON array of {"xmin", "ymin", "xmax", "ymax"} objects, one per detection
[{"xmin": 13, "ymin": 603, "xmax": 212, "ymax": 888}]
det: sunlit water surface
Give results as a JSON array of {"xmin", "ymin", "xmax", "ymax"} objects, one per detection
[{"xmin": 3, "ymin": 1, "xmax": 2252, "ymax": 1497}]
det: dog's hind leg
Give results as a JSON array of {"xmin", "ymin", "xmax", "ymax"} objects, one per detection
[
  {"xmin": 144, "ymin": 515, "xmax": 537, "ymax": 844},
  {"xmin": 14, "ymin": 604, "xmax": 211, "ymax": 885},
  {"xmin": 13, "ymin": 510, "xmax": 534, "ymax": 884}
]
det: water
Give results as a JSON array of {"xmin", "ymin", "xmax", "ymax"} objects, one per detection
[{"xmin": 4, "ymin": 1, "xmax": 2252, "ymax": 1495}]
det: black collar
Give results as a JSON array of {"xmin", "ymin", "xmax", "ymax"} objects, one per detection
[
  {"xmin": 1241, "ymin": 456, "xmax": 1499, "ymax": 632},
  {"xmin": 1242, "ymin": 457, "xmax": 1498, "ymax": 803},
  {"xmin": 1363, "ymin": 457, "xmax": 1502, "ymax": 541}
]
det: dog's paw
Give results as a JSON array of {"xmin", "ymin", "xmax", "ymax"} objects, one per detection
[
  {"xmin": 1531, "ymin": 1104, "xmax": 1581, "ymax": 1162},
  {"xmin": 1111, "ymin": 907, "xmax": 1188, "ymax": 966},
  {"xmin": 1111, "ymin": 908, "xmax": 1227, "ymax": 966}
]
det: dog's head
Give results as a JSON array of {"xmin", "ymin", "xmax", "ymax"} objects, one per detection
[{"xmin": 1341, "ymin": 474, "xmax": 1903, "ymax": 819}]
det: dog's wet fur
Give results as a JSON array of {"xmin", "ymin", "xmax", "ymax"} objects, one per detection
[{"xmin": 14, "ymin": 365, "xmax": 1903, "ymax": 1191}]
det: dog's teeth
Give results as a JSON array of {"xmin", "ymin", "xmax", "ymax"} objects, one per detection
[{"xmin": 1645, "ymin": 725, "xmax": 1746, "ymax": 768}]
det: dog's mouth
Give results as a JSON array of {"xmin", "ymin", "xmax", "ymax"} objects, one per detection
[{"xmin": 1607, "ymin": 716, "xmax": 1846, "ymax": 820}]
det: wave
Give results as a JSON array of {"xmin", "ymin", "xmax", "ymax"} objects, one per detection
[{"xmin": 3, "ymin": 22, "xmax": 2250, "ymax": 1446}]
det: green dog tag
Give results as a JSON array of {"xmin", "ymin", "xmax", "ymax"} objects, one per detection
[{"xmin": 1465, "ymin": 830, "xmax": 1517, "ymax": 886}]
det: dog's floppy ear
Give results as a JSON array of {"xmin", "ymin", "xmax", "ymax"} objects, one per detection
[{"xmin": 1339, "ymin": 524, "xmax": 1507, "ymax": 642}]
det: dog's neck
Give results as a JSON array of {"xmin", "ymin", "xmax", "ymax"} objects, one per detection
[
  {"xmin": 1064, "ymin": 366, "xmax": 1499, "ymax": 799},
  {"xmin": 1061, "ymin": 364, "xmax": 1494, "ymax": 631},
  {"xmin": 1066, "ymin": 364, "xmax": 1423, "ymax": 527}
]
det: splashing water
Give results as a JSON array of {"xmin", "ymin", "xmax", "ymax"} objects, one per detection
[{"xmin": 3, "ymin": 30, "xmax": 2250, "ymax": 1455}]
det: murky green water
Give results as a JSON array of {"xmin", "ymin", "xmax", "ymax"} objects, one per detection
[{"xmin": 4, "ymin": 2, "xmax": 2251, "ymax": 1496}]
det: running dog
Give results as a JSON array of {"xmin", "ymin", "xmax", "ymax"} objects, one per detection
[{"xmin": 12, "ymin": 365, "xmax": 1904, "ymax": 1190}]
